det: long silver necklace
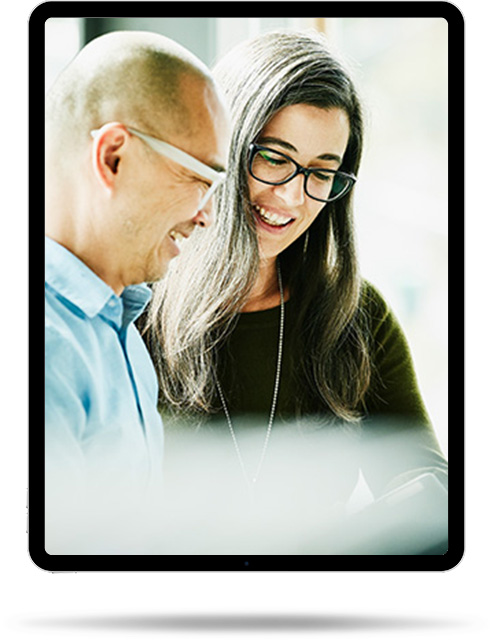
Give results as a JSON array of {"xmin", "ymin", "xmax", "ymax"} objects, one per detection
[{"xmin": 216, "ymin": 261, "xmax": 284, "ymax": 492}]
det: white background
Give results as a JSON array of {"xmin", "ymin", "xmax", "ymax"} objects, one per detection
[{"xmin": 1, "ymin": 0, "xmax": 485, "ymax": 639}]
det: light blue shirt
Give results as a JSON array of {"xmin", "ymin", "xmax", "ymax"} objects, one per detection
[{"xmin": 45, "ymin": 237, "xmax": 164, "ymax": 497}]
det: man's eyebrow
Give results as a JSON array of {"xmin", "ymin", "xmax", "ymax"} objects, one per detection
[{"xmin": 258, "ymin": 136, "xmax": 343, "ymax": 165}]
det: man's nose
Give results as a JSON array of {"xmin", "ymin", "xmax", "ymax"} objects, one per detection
[{"xmin": 194, "ymin": 198, "xmax": 215, "ymax": 228}]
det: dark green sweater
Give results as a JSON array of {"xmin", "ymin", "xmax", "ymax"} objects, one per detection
[
  {"xmin": 218, "ymin": 281, "xmax": 429, "ymax": 421},
  {"xmin": 210, "ymin": 282, "xmax": 447, "ymax": 498},
  {"xmin": 158, "ymin": 283, "xmax": 447, "ymax": 504}
]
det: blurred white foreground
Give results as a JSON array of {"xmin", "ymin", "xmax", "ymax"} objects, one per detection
[{"xmin": 45, "ymin": 417, "xmax": 448, "ymax": 555}]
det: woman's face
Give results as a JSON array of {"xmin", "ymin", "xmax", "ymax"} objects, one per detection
[{"xmin": 248, "ymin": 104, "xmax": 350, "ymax": 261}]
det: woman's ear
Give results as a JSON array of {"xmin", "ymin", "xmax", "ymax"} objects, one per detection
[{"xmin": 91, "ymin": 123, "xmax": 128, "ymax": 193}]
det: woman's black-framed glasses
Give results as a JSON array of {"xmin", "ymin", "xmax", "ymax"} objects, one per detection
[{"xmin": 248, "ymin": 144, "xmax": 356, "ymax": 203}]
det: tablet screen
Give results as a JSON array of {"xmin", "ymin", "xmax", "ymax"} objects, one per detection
[{"xmin": 32, "ymin": 3, "xmax": 461, "ymax": 572}]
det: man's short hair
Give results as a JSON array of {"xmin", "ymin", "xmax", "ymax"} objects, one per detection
[{"xmin": 46, "ymin": 31, "xmax": 212, "ymax": 151}]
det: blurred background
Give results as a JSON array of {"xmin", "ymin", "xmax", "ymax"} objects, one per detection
[{"xmin": 45, "ymin": 17, "xmax": 448, "ymax": 456}]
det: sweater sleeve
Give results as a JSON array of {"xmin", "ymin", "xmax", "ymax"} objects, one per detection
[
  {"xmin": 362, "ymin": 282, "xmax": 430, "ymax": 423},
  {"xmin": 359, "ymin": 282, "xmax": 448, "ymax": 496}
]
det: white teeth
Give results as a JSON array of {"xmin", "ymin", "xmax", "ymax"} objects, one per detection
[
  {"xmin": 254, "ymin": 205, "xmax": 293, "ymax": 227},
  {"xmin": 169, "ymin": 230, "xmax": 186, "ymax": 244}
]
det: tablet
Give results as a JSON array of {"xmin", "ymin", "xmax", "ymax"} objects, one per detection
[{"xmin": 32, "ymin": 2, "xmax": 462, "ymax": 572}]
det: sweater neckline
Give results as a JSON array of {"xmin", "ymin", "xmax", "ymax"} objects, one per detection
[{"xmin": 236, "ymin": 300, "xmax": 290, "ymax": 328}]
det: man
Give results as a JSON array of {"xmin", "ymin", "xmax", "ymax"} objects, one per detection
[{"xmin": 44, "ymin": 30, "xmax": 229, "ymax": 504}]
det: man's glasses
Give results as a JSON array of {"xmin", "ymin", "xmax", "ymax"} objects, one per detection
[
  {"xmin": 90, "ymin": 125, "xmax": 226, "ymax": 210},
  {"xmin": 248, "ymin": 144, "xmax": 356, "ymax": 203}
]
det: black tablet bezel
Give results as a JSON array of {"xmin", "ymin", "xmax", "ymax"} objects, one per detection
[{"xmin": 31, "ymin": 1, "xmax": 463, "ymax": 572}]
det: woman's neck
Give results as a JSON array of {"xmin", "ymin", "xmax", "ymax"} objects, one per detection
[{"xmin": 241, "ymin": 257, "xmax": 287, "ymax": 312}]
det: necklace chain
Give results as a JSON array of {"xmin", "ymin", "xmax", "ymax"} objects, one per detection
[{"xmin": 216, "ymin": 262, "xmax": 284, "ymax": 491}]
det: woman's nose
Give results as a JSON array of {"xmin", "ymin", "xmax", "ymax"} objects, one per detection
[{"xmin": 273, "ymin": 174, "xmax": 306, "ymax": 206}]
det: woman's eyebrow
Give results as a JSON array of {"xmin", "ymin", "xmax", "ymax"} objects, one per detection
[
  {"xmin": 258, "ymin": 136, "xmax": 342, "ymax": 164},
  {"xmin": 258, "ymin": 136, "xmax": 297, "ymax": 153}
]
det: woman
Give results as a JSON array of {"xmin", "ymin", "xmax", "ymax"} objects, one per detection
[{"xmin": 147, "ymin": 30, "xmax": 447, "ymax": 500}]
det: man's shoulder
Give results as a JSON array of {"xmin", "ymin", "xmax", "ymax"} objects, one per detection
[
  {"xmin": 45, "ymin": 283, "xmax": 85, "ymax": 338},
  {"xmin": 45, "ymin": 310, "xmax": 85, "ymax": 366},
  {"xmin": 45, "ymin": 284, "xmax": 94, "ymax": 372}
]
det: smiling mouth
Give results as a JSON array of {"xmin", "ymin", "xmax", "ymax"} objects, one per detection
[
  {"xmin": 253, "ymin": 204, "xmax": 294, "ymax": 228},
  {"xmin": 168, "ymin": 229, "xmax": 189, "ymax": 253}
]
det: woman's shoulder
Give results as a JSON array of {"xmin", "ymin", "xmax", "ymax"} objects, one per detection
[
  {"xmin": 358, "ymin": 279, "xmax": 393, "ymax": 327},
  {"xmin": 356, "ymin": 279, "xmax": 413, "ymax": 363},
  {"xmin": 356, "ymin": 279, "xmax": 409, "ymax": 350},
  {"xmin": 313, "ymin": 277, "xmax": 397, "ymax": 336}
]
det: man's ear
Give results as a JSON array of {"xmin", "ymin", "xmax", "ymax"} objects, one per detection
[{"xmin": 91, "ymin": 123, "xmax": 128, "ymax": 193}]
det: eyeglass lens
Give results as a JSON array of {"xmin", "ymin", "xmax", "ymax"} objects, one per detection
[{"xmin": 251, "ymin": 147, "xmax": 352, "ymax": 202}]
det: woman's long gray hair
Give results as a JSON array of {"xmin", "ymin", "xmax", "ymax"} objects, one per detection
[{"xmin": 147, "ymin": 29, "xmax": 371, "ymax": 421}]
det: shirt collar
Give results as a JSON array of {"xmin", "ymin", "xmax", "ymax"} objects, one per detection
[{"xmin": 45, "ymin": 237, "xmax": 152, "ymax": 323}]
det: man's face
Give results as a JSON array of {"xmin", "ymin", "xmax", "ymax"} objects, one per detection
[{"xmin": 110, "ymin": 79, "xmax": 229, "ymax": 289}]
